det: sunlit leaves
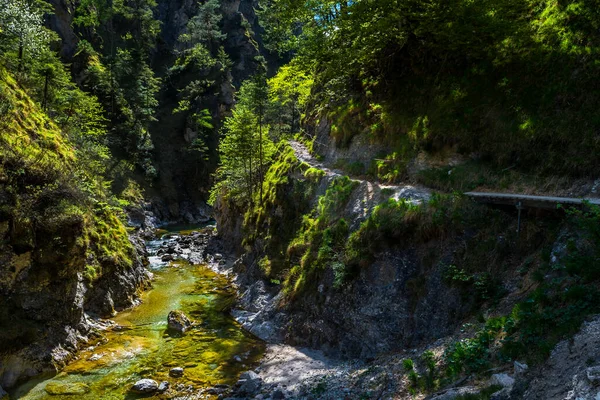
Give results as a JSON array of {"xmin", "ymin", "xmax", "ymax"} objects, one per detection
[{"xmin": 0, "ymin": 0, "xmax": 53, "ymax": 70}]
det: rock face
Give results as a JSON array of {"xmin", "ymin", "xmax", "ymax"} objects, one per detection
[
  {"xmin": 490, "ymin": 373, "xmax": 515, "ymax": 389},
  {"xmin": 288, "ymin": 249, "xmax": 469, "ymax": 358},
  {"xmin": 130, "ymin": 379, "xmax": 159, "ymax": 394},
  {"xmin": 234, "ymin": 370, "xmax": 262, "ymax": 396},
  {"xmin": 522, "ymin": 315, "xmax": 600, "ymax": 399},
  {"xmin": 167, "ymin": 310, "xmax": 193, "ymax": 333},
  {"xmin": 216, "ymin": 138, "xmax": 465, "ymax": 359},
  {"xmin": 428, "ymin": 386, "xmax": 481, "ymax": 400},
  {"xmin": 0, "ymin": 225, "xmax": 150, "ymax": 389}
]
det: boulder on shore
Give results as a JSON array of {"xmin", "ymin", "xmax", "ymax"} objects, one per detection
[
  {"xmin": 167, "ymin": 310, "xmax": 192, "ymax": 333},
  {"xmin": 235, "ymin": 370, "xmax": 262, "ymax": 395}
]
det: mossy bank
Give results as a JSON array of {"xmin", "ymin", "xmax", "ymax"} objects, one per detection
[{"xmin": 0, "ymin": 67, "xmax": 150, "ymax": 389}]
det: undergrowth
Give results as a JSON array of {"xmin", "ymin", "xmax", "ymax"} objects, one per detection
[
  {"xmin": 443, "ymin": 204, "xmax": 600, "ymax": 376},
  {"xmin": 0, "ymin": 66, "xmax": 135, "ymax": 282},
  {"xmin": 284, "ymin": 176, "xmax": 357, "ymax": 296}
]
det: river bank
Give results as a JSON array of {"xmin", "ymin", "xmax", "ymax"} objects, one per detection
[
  {"xmin": 9, "ymin": 225, "xmax": 265, "ymax": 399},
  {"xmin": 7, "ymin": 222, "xmax": 443, "ymax": 400}
]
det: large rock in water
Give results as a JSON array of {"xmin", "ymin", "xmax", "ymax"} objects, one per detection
[
  {"xmin": 167, "ymin": 310, "xmax": 192, "ymax": 333},
  {"xmin": 130, "ymin": 379, "xmax": 159, "ymax": 393}
]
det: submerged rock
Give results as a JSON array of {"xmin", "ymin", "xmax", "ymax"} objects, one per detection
[
  {"xmin": 130, "ymin": 379, "xmax": 159, "ymax": 393},
  {"xmin": 158, "ymin": 381, "xmax": 170, "ymax": 392},
  {"xmin": 169, "ymin": 367, "xmax": 184, "ymax": 377},
  {"xmin": 44, "ymin": 382, "xmax": 90, "ymax": 395},
  {"xmin": 167, "ymin": 310, "xmax": 192, "ymax": 333},
  {"xmin": 0, "ymin": 385, "xmax": 8, "ymax": 399}
]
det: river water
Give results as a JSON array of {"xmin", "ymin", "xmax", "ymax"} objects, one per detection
[{"xmin": 11, "ymin": 226, "xmax": 264, "ymax": 399}]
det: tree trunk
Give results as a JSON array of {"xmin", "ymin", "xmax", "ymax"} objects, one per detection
[
  {"xmin": 258, "ymin": 109, "xmax": 264, "ymax": 205},
  {"xmin": 17, "ymin": 42, "xmax": 24, "ymax": 75},
  {"xmin": 42, "ymin": 73, "xmax": 50, "ymax": 111},
  {"xmin": 290, "ymin": 101, "xmax": 295, "ymax": 135}
]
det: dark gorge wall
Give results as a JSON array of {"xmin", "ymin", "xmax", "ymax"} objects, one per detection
[
  {"xmin": 45, "ymin": 0, "xmax": 274, "ymax": 225},
  {"xmin": 145, "ymin": 0, "xmax": 275, "ymax": 223}
]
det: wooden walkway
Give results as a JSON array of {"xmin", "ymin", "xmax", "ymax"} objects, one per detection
[{"xmin": 464, "ymin": 192, "xmax": 600, "ymax": 210}]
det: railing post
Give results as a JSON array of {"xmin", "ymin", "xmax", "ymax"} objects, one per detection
[{"xmin": 516, "ymin": 201, "xmax": 523, "ymax": 235}]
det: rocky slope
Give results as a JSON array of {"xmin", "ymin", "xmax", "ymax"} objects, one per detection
[{"xmin": 214, "ymin": 126, "xmax": 600, "ymax": 399}]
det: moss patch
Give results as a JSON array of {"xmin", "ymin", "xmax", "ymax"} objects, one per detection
[{"xmin": 0, "ymin": 66, "xmax": 134, "ymax": 283}]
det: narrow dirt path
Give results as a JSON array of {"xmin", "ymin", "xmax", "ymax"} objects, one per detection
[{"xmin": 289, "ymin": 140, "xmax": 431, "ymax": 204}]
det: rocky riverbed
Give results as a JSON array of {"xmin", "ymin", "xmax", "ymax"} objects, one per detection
[
  {"xmin": 3, "ymin": 224, "xmax": 539, "ymax": 400},
  {"xmin": 8, "ymin": 226, "xmax": 265, "ymax": 399}
]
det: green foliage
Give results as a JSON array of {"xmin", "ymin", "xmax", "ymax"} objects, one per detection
[
  {"xmin": 332, "ymin": 159, "xmax": 366, "ymax": 177},
  {"xmin": 421, "ymin": 350, "xmax": 437, "ymax": 390},
  {"xmin": 211, "ymin": 78, "xmax": 276, "ymax": 206},
  {"xmin": 263, "ymin": 0, "xmax": 600, "ymax": 175},
  {"xmin": 303, "ymin": 167, "xmax": 325, "ymax": 181},
  {"xmin": 345, "ymin": 198, "xmax": 420, "ymax": 266},
  {"xmin": 284, "ymin": 176, "xmax": 357, "ymax": 296},
  {"xmin": 401, "ymin": 353, "xmax": 439, "ymax": 393},
  {"xmin": 179, "ymin": 0, "xmax": 225, "ymax": 52},
  {"xmin": 444, "ymin": 317, "xmax": 507, "ymax": 377},
  {"xmin": 268, "ymin": 60, "xmax": 314, "ymax": 136},
  {"xmin": 241, "ymin": 142, "xmax": 318, "ymax": 281},
  {"xmin": 73, "ymin": 0, "xmax": 161, "ymax": 177},
  {"xmin": 443, "ymin": 265, "xmax": 503, "ymax": 303},
  {"xmin": 0, "ymin": 0, "xmax": 52, "ymax": 74},
  {"xmin": 440, "ymin": 205, "xmax": 600, "ymax": 377}
]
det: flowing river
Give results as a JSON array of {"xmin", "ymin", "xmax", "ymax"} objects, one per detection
[{"xmin": 11, "ymin": 226, "xmax": 265, "ymax": 399}]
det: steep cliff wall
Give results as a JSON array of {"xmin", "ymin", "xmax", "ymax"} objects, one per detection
[{"xmin": 0, "ymin": 67, "xmax": 150, "ymax": 389}]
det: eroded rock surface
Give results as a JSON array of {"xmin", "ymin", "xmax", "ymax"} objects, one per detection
[{"xmin": 523, "ymin": 315, "xmax": 600, "ymax": 399}]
